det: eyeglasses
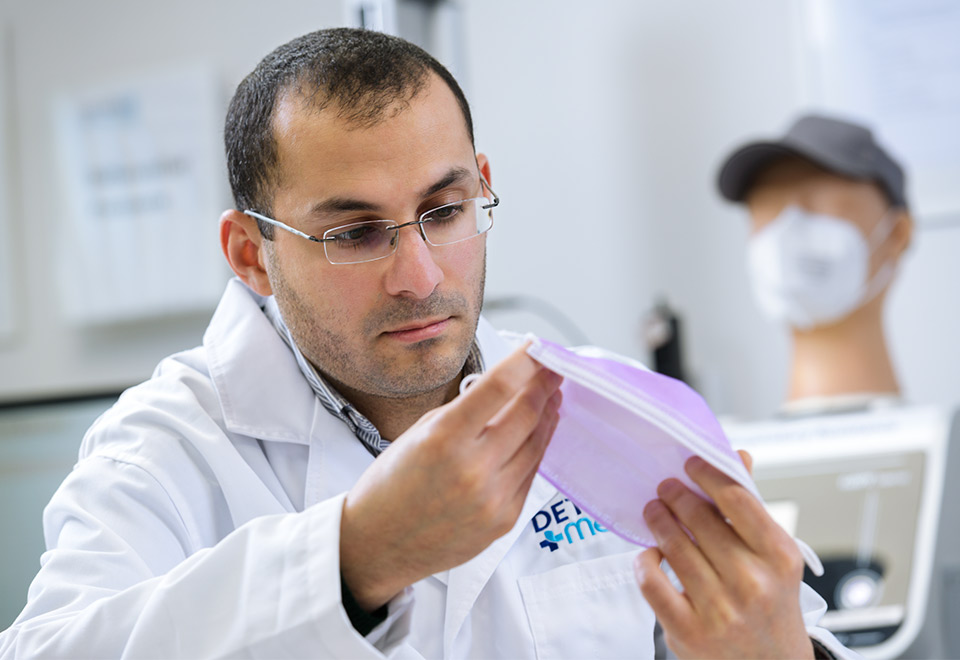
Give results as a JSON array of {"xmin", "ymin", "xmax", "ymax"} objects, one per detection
[{"xmin": 244, "ymin": 176, "xmax": 499, "ymax": 265}]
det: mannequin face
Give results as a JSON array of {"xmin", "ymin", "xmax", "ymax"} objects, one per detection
[
  {"xmin": 745, "ymin": 156, "xmax": 912, "ymax": 288},
  {"xmin": 746, "ymin": 158, "xmax": 888, "ymax": 236}
]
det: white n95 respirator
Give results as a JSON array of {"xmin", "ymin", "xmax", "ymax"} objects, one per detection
[{"xmin": 746, "ymin": 205, "xmax": 895, "ymax": 330}]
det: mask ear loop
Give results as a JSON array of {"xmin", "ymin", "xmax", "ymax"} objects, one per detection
[
  {"xmin": 867, "ymin": 207, "xmax": 898, "ymax": 249},
  {"xmin": 859, "ymin": 208, "xmax": 901, "ymax": 307},
  {"xmin": 459, "ymin": 372, "xmax": 483, "ymax": 394}
]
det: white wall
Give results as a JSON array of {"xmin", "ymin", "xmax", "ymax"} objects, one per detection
[{"xmin": 464, "ymin": 0, "xmax": 960, "ymax": 418}]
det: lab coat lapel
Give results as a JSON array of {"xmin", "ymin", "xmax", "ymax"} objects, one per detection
[
  {"xmin": 186, "ymin": 279, "xmax": 317, "ymax": 524},
  {"xmin": 205, "ymin": 278, "xmax": 316, "ymax": 445},
  {"xmin": 305, "ymin": 403, "xmax": 376, "ymax": 507},
  {"xmin": 443, "ymin": 474, "xmax": 557, "ymax": 657}
]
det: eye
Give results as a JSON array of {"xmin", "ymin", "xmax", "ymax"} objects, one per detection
[
  {"xmin": 328, "ymin": 223, "xmax": 385, "ymax": 246},
  {"xmin": 425, "ymin": 202, "xmax": 465, "ymax": 223}
]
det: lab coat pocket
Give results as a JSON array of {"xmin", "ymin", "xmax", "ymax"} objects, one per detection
[{"xmin": 518, "ymin": 551, "xmax": 655, "ymax": 660}]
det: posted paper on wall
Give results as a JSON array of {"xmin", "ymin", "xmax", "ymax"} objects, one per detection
[
  {"xmin": 802, "ymin": 0, "xmax": 960, "ymax": 220},
  {"xmin": 54, "ymin": 67, "xmax": 227, "ymax": 325}
]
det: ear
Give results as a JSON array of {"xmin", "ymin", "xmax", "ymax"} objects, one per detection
[
  {"xmin": 889, "ymin": 207, "xmax": 914, "ymax": 260},
  {"xmin": 476, "ymin": 152, "xmax": 492, "ymax": 187},
  {"xmin": 220, "ymin": 209, "xmax": 273, "ymax": 296}
]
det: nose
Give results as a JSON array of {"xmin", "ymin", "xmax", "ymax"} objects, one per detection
[{"xmin": 382, "ymin": 224, "xmax": 444, "ymax": 299}]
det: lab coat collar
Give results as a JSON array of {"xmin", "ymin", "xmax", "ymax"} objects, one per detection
[{"xmin": 204, "ymin": 278, "xmax": 319, "ymax": 445}]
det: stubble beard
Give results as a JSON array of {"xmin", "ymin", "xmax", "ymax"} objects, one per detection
[{"xmin": 267, "ymin": 255, "xmax": 486, "ymax": 401}]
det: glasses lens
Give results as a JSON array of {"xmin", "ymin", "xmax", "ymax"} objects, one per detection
[
  {"xmin": 421, "ymin": 196, "xmax": 494, "ymax": 246},
  {"xmin": 323, "ymin": 220, "xmax": 397, "ymax": 264}
]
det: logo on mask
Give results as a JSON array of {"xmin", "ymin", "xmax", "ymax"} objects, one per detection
[{"xmin": 532, "ymin": 497, "xmax": 608, "ymax": 552}]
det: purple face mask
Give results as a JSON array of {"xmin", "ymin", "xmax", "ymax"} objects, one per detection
[
  {"xmin": 524, "ymin": 336, "xmax": 759, "ymax": 548},
  {"xmin": 462, "ymin": 335, "xmax": 823, "ymax": 574}
]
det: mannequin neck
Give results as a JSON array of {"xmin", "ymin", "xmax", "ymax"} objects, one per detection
[{"xmin": 787, "ymin": 298, "xmax": 900, "ymax": 403}]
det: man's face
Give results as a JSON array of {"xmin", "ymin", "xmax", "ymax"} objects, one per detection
[{"xmin": 261, "ymin": 74, "xmax": 487, "ymax": 402}]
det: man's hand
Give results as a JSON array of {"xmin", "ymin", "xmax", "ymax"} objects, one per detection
[
  {"xmin": 339, "ymin": 345, "xmax": 562, "ymax": 611},
  {"xmin": 634, "ymin": 455, "xmax": 814, "ymax": 659}
]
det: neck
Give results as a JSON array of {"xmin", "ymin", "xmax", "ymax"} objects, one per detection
[
  {"xmin": 330, "ymin": 375, "xmax": 463, "ymax": 441},
  {"xmin": 787, "ymin": 298, "xmax": 900, "ymax": 402}
]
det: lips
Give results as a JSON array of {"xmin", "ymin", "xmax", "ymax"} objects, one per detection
[
  {"xmin": 388, "ymin": 316, "xmax": 450, "ymax": 333},
  {"xmin": 382, "ymin": 317, "xmax": 452, "ymax": 343}
]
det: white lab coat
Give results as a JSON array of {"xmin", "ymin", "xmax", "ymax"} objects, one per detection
[{"xmin": 0, "ymin": 279, "xmax": 852, "ymax": 659}]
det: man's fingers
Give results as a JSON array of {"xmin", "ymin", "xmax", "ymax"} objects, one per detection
[
  {"xmin": 643, "ymin": 498, "xmax": 723, "ymax": 608},
  {"xmin": 684, "ymin": 457, "xmax": 800, "ymax": 568},
  {"xmin": 633, "ymin": 548, "xmax": 692, "ymax": 637},
  {"xmin": 655, "ymin": 478, "xmax": 750, "ymax": 577},
  {"xmin": 472, "ymin": 387, "xmax": 559, "ymax": 542},
  {"xmin": 443, "ymin": 343, "xmax": 544, "ymax": 436},
  {"xmin": 737, "ymin": 449, "xmax": 753, "ymax": 475},
  {"xmin": 503, "ymin": 387, "xmax": 560, "ymax": 463},
  {"xmin": 480, "ymin": 367, "xmax": 562, "ymax": 454},
  {"xmin": 506, "ymin": 389, "xmax": 561, "ymax": 494}
]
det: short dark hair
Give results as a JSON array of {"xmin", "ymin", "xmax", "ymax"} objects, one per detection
[{"xmin": 224, "ymin": 27, "xmax": 475, "ymax": 239}]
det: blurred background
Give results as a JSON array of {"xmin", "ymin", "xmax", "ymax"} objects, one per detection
[{"xmin": 0, "ymin": 0, "xmax": 958, "ymax": 634}]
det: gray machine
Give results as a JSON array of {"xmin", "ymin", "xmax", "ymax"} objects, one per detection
[
  {"xmin": 724, "ymin": 404, "xmax": 960, "ymax": 659},
  {"xmin": 0, "ymin": 395, "xmax": 119, "ymax": 630}
]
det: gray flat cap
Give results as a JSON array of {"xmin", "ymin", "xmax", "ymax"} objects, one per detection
[{"xmin": 717, "ymin": 114, "xmax": 908, "ymax": 207}]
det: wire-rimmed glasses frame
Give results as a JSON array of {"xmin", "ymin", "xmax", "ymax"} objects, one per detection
[{"xmin": 243, "ymin": 176, "xmax": 499, "ymax": 265}]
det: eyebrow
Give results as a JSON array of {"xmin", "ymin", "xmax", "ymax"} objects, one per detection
[
  {"xmin": 419, "ymin": 166, "xmax": 475, "ymax": 198},
  {"xmin": 306, "ymin": 166, "xmax": 476, "ymax": 218}
]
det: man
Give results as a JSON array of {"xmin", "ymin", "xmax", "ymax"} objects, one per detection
[
  {"xmin": 717, "ymin": 114, "xmax": 913, "ymax": 413},
  {"xmin": 1, "ymin": 29, "xmax": 850, "ymax": 658}
]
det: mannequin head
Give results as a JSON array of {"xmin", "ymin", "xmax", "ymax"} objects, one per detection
[
  {"xmin": 718, "ymin": 115, "xmax": 913, "ymax": 404},
  {"xmin": 744, "ymin": 155, "xmax": 913, "ymax": 333}
]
